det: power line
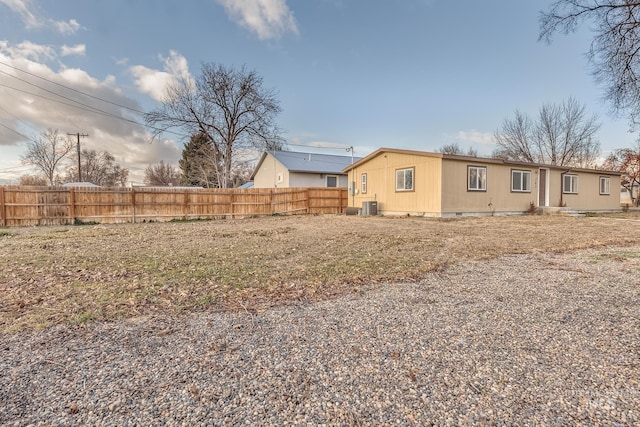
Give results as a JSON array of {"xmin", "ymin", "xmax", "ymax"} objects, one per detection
[
  {"xmin": 285, "ymin": 142, "xmax": 353, "ymax": 150},
  {"xmin": 0, "ymin": 120, "xmax": 36, "ymax": 142},
  {"xmin": 0, "ymin": 82, "xmax": 136, "ymax": 121},
  {"xmin": 0, "ymin": 65, "xmax": 186, "ymax": 138},
  {"xmin": 0, "ymin": 105, "xmax": 42, "ymax": 135},
  {"xmin": 0, "ymin": 164, "xmax": 32, "ymax": 172},
  {"xmin": 0, "ymin": 81, "xmax": 185, "ymax": 137},
  {"xmin": 0, "ymin": 60, "xmax": 145, "ymax": 114},
  {"xmin": 0, "ymin": 69, "xmax": 115, "ymax": 116}
]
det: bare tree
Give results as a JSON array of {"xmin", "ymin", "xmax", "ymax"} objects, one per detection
[
  {"xmin": 145, "ymin": 64, "xmax": 284, "ymax": 188},
  {"xmin": 492, "ymin": 110, "xmax": 535, "ymax": 161},
  {"xmin": 144, "ymin": 161, "xmax": 180, "ymax": 186},
  {"xmin": 494, "ymin": 98, "xmax": 600, "ymax": 167},
  {"xmin": 20, "ymin": 128, "xmax": 74, "ymax": 185},
  {"xmin": 19, "ymin": 174, "xmax": 48, "ymax": 186},
  {"xmin": 438, "ymin": 143, "xmax": 478, "ymax": 157},
  {"xmin": 230, "ymin": 161, "xmax": 255, "ymax": 188},
  {"xmin": 603, "ymin": 143, "xmax": 640, "ymax": 206},
  {"xmin": 64, "ymin": 149, "xmax": 129, "ymax": 186},
  {"xmin": 540, "ymin": 1, "xmax": 640, "ymax": 129}
]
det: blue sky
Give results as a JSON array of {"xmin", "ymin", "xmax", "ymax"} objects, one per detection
[{"xmin": 0, "ymin": 0, "xmax": 636, "ymax": 184}]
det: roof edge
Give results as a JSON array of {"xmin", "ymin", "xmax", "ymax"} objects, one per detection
[{"xmin": 342, "ymin": 147, "xmax": 622, "ymax": 175}]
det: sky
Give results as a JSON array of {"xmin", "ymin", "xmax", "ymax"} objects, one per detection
[{"xmin": 0, "ymin": 0, "xmax": 637, "ymax": 185}]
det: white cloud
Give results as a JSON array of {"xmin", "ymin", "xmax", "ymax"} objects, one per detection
[
  {"xmin": 216, "ymin": 0, "xmax": 298, "ymax": 40},
  {"xmin": 0, "ymin": 0, "xmax": 83, "ymax": 34},
  {"xmin": 60, "ymin": 44, "xmax": 86, "ymax": 57},
  {"xmin": 129, "ymin": 50, "xmax": 192, "ymax": 102},
  {"xmin": 51, "ymin": 18, "xmax": 82, "ymax": 35},
  {"xmin": 0, "ymin": 0, "xmax": 40, "ymax": 28},
  {"xmin": 0, "ymin": 40, "xmax": 55, "ymax": 62},
  {"xmin": 0, "ymin": 41, "xmax": 181, "ymax": 184},
  {"xmin": 453, "ymin": 130, "xmax": 495, "ymax": 145}
]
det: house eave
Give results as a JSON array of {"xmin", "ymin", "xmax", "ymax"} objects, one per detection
[{"xmin": 342, "ymin": 147, "xmax": 622, "ymax": 176}]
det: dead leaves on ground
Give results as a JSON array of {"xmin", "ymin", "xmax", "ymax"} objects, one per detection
[{"xmin": 1, "ymin": 215, "xmax": 640, "ymax": 333}]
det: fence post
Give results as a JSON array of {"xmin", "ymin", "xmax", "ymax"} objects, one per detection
[
  {"xmin": 230, "ymin": 189, "xmax": 235, "ymax": 219},
  {"xmin": 68, "ymin": 188, "xmax": 75, "ymax": 224},
  {"xmin": 269, "ymin": 188, "xmax": 274, "ymax": 215},
  {"xmin": 183, "ymin": 190, "xmax": 189, "ymax": 220},
  {"xmin": 131, "ymin": 187, "xmax": 136, "ymax": 223},
  {"xmin": 0, "ymin": 186, "xmax": 5, "ymax": 227},
  {"xmin": 306, "ymin": 188, "xmax": 310, "ymax": 214}
]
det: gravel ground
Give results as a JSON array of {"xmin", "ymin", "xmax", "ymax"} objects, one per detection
[{"xmin": 1, "ymin": 245, "xmax": 639, "ymax": 426}]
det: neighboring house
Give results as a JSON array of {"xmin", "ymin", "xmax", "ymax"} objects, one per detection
[
  {"xmin": 252, "ymin": 151, "xmax": 361, "ymax": 188},
  {"xmin": 62, "ymin": 182, "xmax": 100, "ymax": 187},
  {"xmin": 342, "ymin": 148, "xmax": 622, "ymax": 216}
]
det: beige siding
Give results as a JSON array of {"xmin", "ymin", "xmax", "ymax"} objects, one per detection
[
  {"xmin": 441, "ymin": 161, "xmax": 620, "ymax": 213},
  {"xmin": 347, "ymin": 152, "xmax": 442, "ymax": 215},
  {"xmin": 345, "ymin": 148, "xmax": 621, "ymax": 215},
  {"xmin": 441, "ymin": 159, "xmax": 536, "ymax": 214},
  {"xmin": 253, "ymin": 154, "xmax": 289, "ymax": 188},
  {"xmin": 254, "ymin": 153, "xmax": 350, "ymax": 188},
  {"xmin": 554, "ymin": 170, "xmax": 621, "ymax": 210}
]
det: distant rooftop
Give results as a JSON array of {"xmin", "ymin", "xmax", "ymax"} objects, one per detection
[
  {"xmin": 62, "ymin": 182, "xmax": 100, "ymax": 187},
  {"xmin": 267, "ymin": 151, "xmax": 361, "ymax": 174}
]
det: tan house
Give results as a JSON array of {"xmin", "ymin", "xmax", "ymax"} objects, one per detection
[
  {"xmin": 342, "ymin": 148, "xmax": 622, "ymax": 216},
  {"xmin": 252, "ymin": 151, "xmax": 360, "ymax": 188}
]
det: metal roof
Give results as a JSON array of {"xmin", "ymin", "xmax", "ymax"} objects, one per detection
[{"xmin": 267, "ymin": 151, "xmax": 360, "ymax": 174}]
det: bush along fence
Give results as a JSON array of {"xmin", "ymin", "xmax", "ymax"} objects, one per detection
[{"xmin": 0, "ymin": 186, "xmax": 349, "ymax": 227}]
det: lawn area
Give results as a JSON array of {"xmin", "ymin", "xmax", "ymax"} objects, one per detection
[{"xmin": 1, "ymin": 214, "xmax": 640, "ymax": 333}]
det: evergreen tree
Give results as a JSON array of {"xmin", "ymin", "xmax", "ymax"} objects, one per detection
[{"xmin": 179, "ymin": 133, "xmax": 218, "ymax": 187}]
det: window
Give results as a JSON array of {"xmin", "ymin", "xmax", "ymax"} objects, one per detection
[
  {"xmin": 563, "ymin": 174, "xmax": 578, "ymax": 194},
  {"xmin": 361, "ymin": 173, "xmax": 367, "ymax": 194},
  {"xmin": 277, "ymin": 173, "xmax": 283, "ymax": 183},
  {"xmin": 468, "ymin": 166, "xmax": 487, "ymax": 191},
  {"xmin": 511, "ymin": 170, "xmax": 531, "ymax": 192},
  {"xmin": 600, "ymin": 177, "xmax": 610, "ymax": 195},
  {"xmin": 396, "ymin": 168, "xmax": 414, "ymax": 191},
  {"xmin": 326, "ymin": 175, "xmax": 338, "ymax": 188}
]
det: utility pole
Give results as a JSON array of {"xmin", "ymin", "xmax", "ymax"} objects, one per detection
[
  {"xmin": 68, "ymin": 133, "xmax": 88, "ymax": 181},
  {"xmin": 346, "ymin": 146, "xmax": 354, "ymax": 164},
  {"xmin": 346, "ymin": 146, "xmax": 355, "ymax": 206}
]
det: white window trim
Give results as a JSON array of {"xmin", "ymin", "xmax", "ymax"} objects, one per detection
[
  {"xmin": 511, "ymin": 170, "xmax": 531, "ymax": 192},
  {"xmin": 599, "ymin": 176, "xmax": 610, "ymax": 195},
  {"xmin": 563, "ymin": 174, "xmax": 578, "ymax": 194},
  {"xmin": 326, "ymin": 175, "xmax": 338, "ymax": 188},
  {"xmin": 468, "ymin": 166, "xmax": 487, "ymax": 191},
  {"xmin": 361, "ymin": 173, "xmax": 367, "ymax": 194},
  {"xmin": 396, "ymin": 168, "xmax": 414, "ymax": 192}
]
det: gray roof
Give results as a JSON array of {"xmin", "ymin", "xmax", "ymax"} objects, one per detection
[
  {"xmin": 62, "ymin": 182, "xmax": 100, "ymax": 187},
  {"xmin": 267, "ymin": 151, "xmax": 360, "ymax": 174}
]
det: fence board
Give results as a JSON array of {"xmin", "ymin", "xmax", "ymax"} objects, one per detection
[
  {"xmin": 0, "ymin": 186, "xmax": 5, "ymax": 227},
  {"xmin": 0, "ymin": 186, "xmax": 348, "ymax": 227}
]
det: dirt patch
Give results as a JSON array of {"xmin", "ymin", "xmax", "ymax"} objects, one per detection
[{"xmin": 2, "ymin": 214, "xmax": 640, "ymax": 333}]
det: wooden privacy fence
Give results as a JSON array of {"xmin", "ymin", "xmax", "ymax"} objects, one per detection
[{"xmin": 0, "ymin": 186, "xmax": 348, "ymax": 227}]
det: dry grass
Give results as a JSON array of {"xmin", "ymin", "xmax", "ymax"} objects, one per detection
[{"xmin": 2, "ymin": 214, "xmax": 640, "ymax": 333}]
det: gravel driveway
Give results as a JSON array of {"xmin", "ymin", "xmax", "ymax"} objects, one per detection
[{"xmin": 2, "ymin": 245, "xmax": 639, "ymax": 426}]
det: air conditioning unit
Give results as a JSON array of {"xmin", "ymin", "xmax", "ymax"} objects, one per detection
[{"xmin": 362, "ymin": 201, "xmax": 378, "ymax": 216}]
